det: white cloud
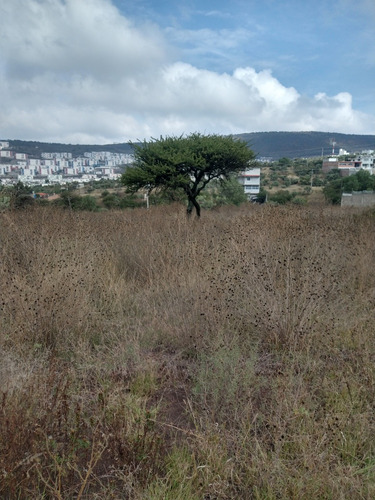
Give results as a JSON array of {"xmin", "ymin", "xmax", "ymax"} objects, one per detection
[
  {"xmin": 0, "ymin": 0, "xmax": 167, "ymax": 80},
  {"xmin": 0, "ymin": 0, "xmax": 373, "ymax": 143}
]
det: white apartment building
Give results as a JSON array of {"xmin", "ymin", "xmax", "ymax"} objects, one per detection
[
  {"xmin": 48, "ymin": 174, "xmax": 63, "ymax": 183},
  {"xmin": 0, "ymin": 145, "xmax": 131, "ymax": 186},
  {"xmin": 42, "ymin": 159, "xmax": 56, "ymax": 168},
  {"xmin": 0, "ymin": 165, "xmax": 11, "ymax": 175},
  {"xmin": 360, "ymin": 155, "xmax": 375, "ymax": 171},
  {"xmin": 38, "ymin": 166, "xmax": 52, "ymax": 176},
  {"xmin": 0, "ymin": 150, "xmax": 14, "ymax": 158},
  {"xmin": 41, "ymin": 152, "xmax": 72, "ymax": 159},
  {"xmin": 18, "ymin": 174, "xmax": 35, "ymax": 184},
  {"xmin": 29, "ymin": 158, "xmax": 41, "ymax": 168},
  {"xmin": 15, "ymin": 153, "xmax": 28, "ymax": 160},
  {"xmin": 22, "ymin": 168, "xmax": 36, "ymax": 177},
  {"xmin": 238, "ymin": 168, "xmax": 261, "ymax": 199}
]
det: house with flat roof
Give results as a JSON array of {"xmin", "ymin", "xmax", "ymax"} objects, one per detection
[{"xmin": 238, "ymin": 168, "xmax": 260, "ymax": 199}]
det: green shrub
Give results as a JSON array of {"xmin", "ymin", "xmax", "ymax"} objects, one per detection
[
  {"xmin": 102, "ymin": 193, "xmax": 121, "ymax": 209},
  {"xmin": 77, "ymin": 195, "xmax": 98, "ymax": 211},
  {"xmin": 268, "ymin": 190, "xmax": 293, "ymax": 204},
  {"xmin": 292, "ymin": 196, "xmax": 307, "ymax": 205}
]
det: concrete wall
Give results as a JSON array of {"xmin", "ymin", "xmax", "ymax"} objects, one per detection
[{"xmin": 341, "ymin": 191, "xmax": 375, "ymax": 207}]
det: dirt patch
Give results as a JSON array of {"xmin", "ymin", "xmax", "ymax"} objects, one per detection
[{"xmin": 148, "ymin": 353, "xmax": 196, "ymax": 446}]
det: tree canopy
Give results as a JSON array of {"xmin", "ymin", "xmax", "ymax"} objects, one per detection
[{"xmin": 121, "ymin": 133, "xmax": 256, "ymax": 216}]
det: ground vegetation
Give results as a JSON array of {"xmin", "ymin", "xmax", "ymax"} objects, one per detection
[{"xmin": 1, "ymin": 202, "xmax": 375, "ymax": 498}]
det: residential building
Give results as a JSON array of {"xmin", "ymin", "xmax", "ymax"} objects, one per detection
[
  {"xmin": 238, "ymin": 168, "xmax": 261, "ymax": 199},
  {"xmin": 360, "ymin": 155, "xmax": 375, "ymax": 171},
  {"xmin": 15, "ymin": 153, "xmax": 28, "ymax": 160},
  {"xmin": 323, "ymin": 152, "xmax": 375, "ymax": 175},
  {"xmin": 0, "ymin": 150, "xmax": 14, "ymax": 158},
  {"xmin": 0, "ymin": 165, "xmax": 11, "ymax": 175}
]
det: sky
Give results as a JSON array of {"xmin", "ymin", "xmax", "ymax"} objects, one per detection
[{"xmin": 0, "ymin": 0, "xmax": 374, "ymax": 144}]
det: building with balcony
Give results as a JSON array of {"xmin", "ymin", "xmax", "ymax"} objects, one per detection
[{"xmin": 238, "ymin": 168, "xmax": 261, "ymax": 199}]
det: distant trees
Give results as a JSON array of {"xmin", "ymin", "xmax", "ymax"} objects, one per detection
[
  {"xmin": 121, "ymin": 133, "xmax": 255, "ymax": 217},
  {"xmin": 55, "ymin": 188, "xmax": 99, "ymax": 211},
  {"xmin": 261, "ymin": 158, "xmax": 323, "ymax": 190},
  {"xmin": 323, "ymin": 170, "xmax": 375, "ymax": 204},
  {"xmin": 0, "ymin": 182, "xmax": 34, "ymax": 210}
]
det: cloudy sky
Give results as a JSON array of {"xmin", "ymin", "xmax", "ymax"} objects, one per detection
[{"xmin": 0, "ymin": 0, "xmax": 374, "ymax": 144}]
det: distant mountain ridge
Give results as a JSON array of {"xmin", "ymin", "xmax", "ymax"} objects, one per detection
[
  {"xmin": 235, "ymin": 131, "xmax": 375, "ymax": 159},
  {"xmin": 5, "ymin": 131, "xmax": 375, "ymax": 160}
]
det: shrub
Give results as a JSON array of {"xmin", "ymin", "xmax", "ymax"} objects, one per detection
[
  {"xmin": 119, "ymin": 194, "xmax": 140, "ymax": 208},
  {"xmin": 77, "ymin": 195, "xmax": 98, "ymax": 211},
  {"xmin": 292, "ymin": 196, "xmax": 307, "ymax": 205},
  {"xmin": 102, "ymin": 193, "xmax": 121, "ymax": 209},
  {"xmin": 268, "ymin": 189, "xmax": 293, "ymax": 204}
]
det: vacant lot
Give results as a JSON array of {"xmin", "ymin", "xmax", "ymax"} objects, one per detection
[{"xmin": 1, "ymin": 203, "xmax": 375, "ymax": 499}]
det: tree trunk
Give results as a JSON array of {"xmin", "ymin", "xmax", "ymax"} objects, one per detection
[
  {"xmin": 187, "ymin": 199, "xmax": 193, "ymax": 216},
  {"xmin": 186, "ymin": 195, "xmax": 201, "ymax": 217},
  {"xmin": 193, "ymin": 198, "xmax": 201, "ymax": 217}
]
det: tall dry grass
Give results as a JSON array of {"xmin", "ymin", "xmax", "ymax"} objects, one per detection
[{"xmin": 1, "ymin": 203, "xmax": 375, "ymax": 499}]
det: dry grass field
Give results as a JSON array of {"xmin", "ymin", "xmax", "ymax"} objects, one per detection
[{"xmin": 1, "ymin": 203, "xmax": 375, "ymax": 499}]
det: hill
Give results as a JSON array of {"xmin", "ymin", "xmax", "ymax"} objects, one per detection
[
  {"xmin": 4, "ymin": 131, "xmax": 375, "ymax": 159},
  {"xmin": 235, "ymin": 131, "xmax": 375, "ymax": 159}
]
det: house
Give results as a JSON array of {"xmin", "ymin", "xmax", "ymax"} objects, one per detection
[
  {"xmin": 360, "ymin": 155, "xmax": 375, "ymax": 171},
  {"xmin": 238, "ymin": 168, "xmax": 261, "ymax": 199},
  {"xmin": 323, "ymin": 150, "xmax": 375, "ymax": 175}
]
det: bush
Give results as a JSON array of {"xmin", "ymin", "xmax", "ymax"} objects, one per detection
[
  {"xmin": 1, "ymin": 182, "xmax": 34, "ymax": 210},
  {"xmin": 216, "ymin": 176, "xmax": 248, "ymax": 206},
  {"xmin": 292, "ymin": 196, "xmax": 307, "ymax": 205},
  {"xmin": 77, "ymin": 195, "xmax": 98, "ymax": 211},
  {"xmin": 54, "ymin": 191, "xmax": 99, "ymax": 211},
  {"xmin": 102, "ymin": 193, "xmax": 121, "ymax": 209},
  {"xmin": 119, "ymin": 194, "xmax": 140, "ymax": 208},
  {"xmin": 268, "ymin": 190, "xmax": 293, "ymax": 204}
]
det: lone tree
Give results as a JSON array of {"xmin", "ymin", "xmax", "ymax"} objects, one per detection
[{"xmin": 121, "ymin": 133, "xmax": 256, "ymax": 217}]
